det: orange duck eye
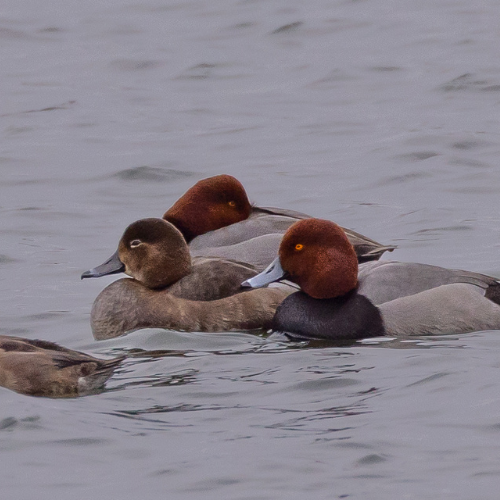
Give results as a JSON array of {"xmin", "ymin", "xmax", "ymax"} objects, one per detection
[
  {"xmin": 228, "ymin": 201, "xmax": 236, "ymax": 207},
  {"xmin": 295, "ymin": 243, "xmax": 304, "ymax": 251}
]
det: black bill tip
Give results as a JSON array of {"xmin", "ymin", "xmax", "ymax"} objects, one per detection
[
  {"xmin": 241, "ymin": 256, "xmax": 287, "ymax": 288},
  {"xmin": 81, "ymin": 250, "xmax": 125, "ymax": 280}
]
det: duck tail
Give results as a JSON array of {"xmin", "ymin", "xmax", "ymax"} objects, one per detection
[
  {"xmin": 485, "ymin": 282, "xmax": 500, "ymax": 306},
  {"xmin": 358, "ymin": 245, "xmax": 397, "ymax": 263}
]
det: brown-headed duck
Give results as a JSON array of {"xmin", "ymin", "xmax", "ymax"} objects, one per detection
[
  {"xmin": 82, "ymin": 218, "xmax": 295, "ymax": 340},
  {"xmin": 83, "ymin": 218, "xmax": 267, "ymax": 300},
  {"xmin": 242, "ymin": 218, "xmax": 500, "ymax": 340},
  {"xmin": 0, "ymin": 336, "xmax": 123, "ymax": 397},
  {"xmin": 163, "ymin": 174, "xmax": 396, "ymax": 269}
]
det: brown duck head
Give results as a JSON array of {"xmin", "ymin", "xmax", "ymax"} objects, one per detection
[{"xmin": 82, "ymin": 218, "xmax": 192, "ymax": 289}]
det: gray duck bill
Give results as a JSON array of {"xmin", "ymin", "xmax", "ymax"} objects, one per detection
[
  {"xmin": 241, "ymin": 256, "xmax": 287, "ymax": 288},
  {"xmin": 81, "ymin": 250, "xmax": 125, "ymax": 279}
]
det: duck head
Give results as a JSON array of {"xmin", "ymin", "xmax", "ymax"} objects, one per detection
[
  {"xmin": 242, "ymin": 218, "xmax": 358, "ymax": 299},
  {"xmin": 163, "ymin": 174, "xmax": 252, "ymax": 242},
  {"xmin": 81, "ymin": 218, "xmax": 191, "ymax": 289}
]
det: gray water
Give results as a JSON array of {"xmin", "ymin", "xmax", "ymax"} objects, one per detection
[{"xmin": 2, "ymin": 0, "xmax": 500, "ymax": 498}]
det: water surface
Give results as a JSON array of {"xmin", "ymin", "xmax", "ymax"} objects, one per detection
[{"xmin": 2, "ymin": 1, "xmax": 500, "ymax": 498}]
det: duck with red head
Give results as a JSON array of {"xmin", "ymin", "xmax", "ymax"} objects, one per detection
[
  {"xmin": 163, "ymin": 175, "xmax": 252, "ymax": 243},
  {"xmin": 82, "ymin": 218, "xmax": 296, "ymax": 340},
  {"xmin": 278, "ymin": 219, "xmax": 358, "ymax": 299},
  {"xmin": 243, "ymin": 218, "xmax": 500, "ymax": 341},
  {"xmin": 162, "ymin": 174, "xmax": 396, "ymax": 271}
]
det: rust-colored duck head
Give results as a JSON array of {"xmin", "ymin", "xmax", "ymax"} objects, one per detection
[
  {"xmin": 242, "ymin": 218, "xmax": 358, "ymax": 299},
  {"xmin": 163, "ymin": 174, "xmax": 252, "ymax": 242},
  {"xmin": 81, "ymin": 218, "xmax": 191, "ymax": 289}
]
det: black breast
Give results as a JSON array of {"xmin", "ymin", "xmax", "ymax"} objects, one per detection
[{"xmin": 272, "ymin": 291, "xmax": 386, "ymax": 341}]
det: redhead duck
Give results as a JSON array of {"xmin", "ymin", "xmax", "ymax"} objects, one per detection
[
  {"xmin": 242, "ymin": 219, "xmax": 500, "ymax": 340},
  {"xmin": 163, "ymin": 175, "xmax": 396, "ymax": 268},
  {"xmin": 0, "ymin": 336, "xmax": 123, "ymax": 397},
  {"xmin": 82, "ymin": 218, "xmax": 295, "ymax": 339}
]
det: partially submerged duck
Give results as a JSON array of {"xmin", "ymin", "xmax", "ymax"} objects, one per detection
[
  {"xmin": 0, "ymin": 336, "xmax": 123, "ymax": 397},
  {"xmin": 163, "ymin": 174, "xmax": 395, "ymax": 268},
  {"xmin": 82, "ymin": 218, "xmax": 295, "ymax": 340},
  {"xmin": 243, "ymin": 218, "xmax": 500, "ymax": 340}
]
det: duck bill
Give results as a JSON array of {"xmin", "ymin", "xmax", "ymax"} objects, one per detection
[
  {"xmin": 241, "ymin": 257, "xmax": 288, "ymax": 288},
  {"xmin": 81, "ymin": 250, "xmax": 125, "ymax": 279}
]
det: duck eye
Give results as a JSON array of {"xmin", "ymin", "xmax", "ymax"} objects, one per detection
[
  {"xmin": 295, "ymin": 243, "xmax": 304, "ymax": 251},
  {"xmin": 228, "ymin": 201, "xmax": 236, "ymax": 207},
  {"xmin": 130, "ymin": 239, "xmax": 142, "ymax": 248}
]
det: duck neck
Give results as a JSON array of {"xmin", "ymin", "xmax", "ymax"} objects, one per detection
[
  {"xmin": 298, "ymin": 255, "xmax": 358, "ymax": 299},
  {"xmin": 162, "ymin": 213, "xmax": 197, "ymax": 243}
]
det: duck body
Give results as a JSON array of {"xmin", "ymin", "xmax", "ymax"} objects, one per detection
[
  {"xmin": 357, "ymin": 260, "xmax": 500, "ymax": 305},
  {"xmin": 167, "ymin": 257, "xmax": 257, "ymax": 300},
  {"xmin": 0, "ymin": 336, "xmax": 123, "ymax": 397},
  {"xmin": 189, "ymin": 206, "xmax": 310, "ymax": 249},
  {"xmin": 90, "ymin": 278, "xmax": 294, "ymax": 340},
  {"xmin": 271, "ymin": 290, "xmax": 386, "ymax": 341},
  {"xmin": 272, "ymin": 269, "xmax": 500, "ymax": 340},
  {"xmin": 191, "ymin": 233, "xmax": 284, "ymax": 273},
  {"xmin": 243, "ymin": 218, "xmax": 500, "ymax": 341},
  {"xmin": 164, "ymin": 175, "xmax": 396, "ymax": 267}
]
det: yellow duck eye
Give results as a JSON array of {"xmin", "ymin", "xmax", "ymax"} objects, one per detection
[
  {"xmin": 295, "ymin": 243, "xmax": 304, "ymax": 251},
  {"xmin": 228, "ymin": 201, "xmax": 236, "ymax": 207}
]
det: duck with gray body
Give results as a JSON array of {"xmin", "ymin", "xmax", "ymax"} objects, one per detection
[
  {"xmin": 262, "ymin": 266, "xmax": 500, "ymax": 340},
  {"xmin": 161, "ymin": 175, "xmax": 395, "ymax": 266},
  {"xmin": 242, "ymin": 219, "xmax": 500, "ymax": 341}
]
